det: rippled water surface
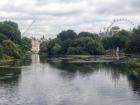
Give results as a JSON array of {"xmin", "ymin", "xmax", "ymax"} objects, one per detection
[{"xmin": 0, "ymin": 55, "xmax": 140, "ymax": 105}]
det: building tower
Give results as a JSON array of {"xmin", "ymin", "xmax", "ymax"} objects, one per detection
[{"xmin": 31, "ymin": 37, "xmax": 40, "ymax": 54}]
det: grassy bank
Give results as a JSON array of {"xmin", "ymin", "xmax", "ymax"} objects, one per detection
[{"xmin": 128, "ymin": 58, "xmax": 140, "ymax": 68}]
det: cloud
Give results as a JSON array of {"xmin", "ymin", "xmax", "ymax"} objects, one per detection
[
  {"xmin": 95, "ymin": 0, "xmax": 140, "ymax": 15},
  {"xmin": 0, "ymin": 0, "xmax": 140, "ymax": 38}
]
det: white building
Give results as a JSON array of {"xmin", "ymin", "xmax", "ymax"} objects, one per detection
[{"xmin": 31, "ymin": 37, "xmax": 40, "ymax": 54}]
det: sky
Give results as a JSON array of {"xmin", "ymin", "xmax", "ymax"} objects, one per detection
[{"xmin": 0, "ymin": 0, "xmax": 140, "ymax": 38}]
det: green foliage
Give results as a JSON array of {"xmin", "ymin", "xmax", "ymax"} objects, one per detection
[
  {"xmin": 78, "ymin": 32, "xmax": 98, "ymax": 39},
  {"xmin": 114, "ymin": 30, "xmax": 130, "ymax": 49},
  {"xmin": 102, "ymin": 30, "xmax": 130, "ymax": 50},
  {"xmin": 51, "ymin": 43, "xmax": 62, "ymax": 55},
  {"xmin": 46, "ymin": 39, "xmax": 57, "ymax": 55},
  {"xmin": 0, "ymin": 21, "xmax": 31, "ymax": 60},
  {"xmin": 74, "ymin": 36, "xmax": 104, "ymax": 55},
  {"xmin": 66, "ymin": 47, "xmax": 80, "ymax": 55},
  {"xmin": 4, "ymin": 21, "xmax": 18, "ymax": 29},
  {"xmin": 128, "ymin": 58, "xmax": 140, "ymax": 68},
  {"xmin": 40, "ymin": 39, "xmax": 60, "ymax": 55},
  {"xmin": 0, "ymin": 33, "xmax": 8, "ymax": 43},
  {"xmin": 40, "ymin": 30, "xmax": 105, "ymax": 55},
  {"xmin": 126, "ymin": 26, "xmax": 140, "ymax": 54},
  {"xmin": 0, "ymin": 21, "xmax": 21, "ymax": 44},
  {"xmin": 40, "ymin": 41, "xmax": 48, "ymax": 53},
  {"xmin": 20, "ymin": 37, "xmax": 32, "ymax": 53},
  {"xmin": 2, "ymin": 40, "xmax": 21, "ymax": 59},
  {"xmin": 57, "ymin": 30, "xmax": 77, "ymax": 41},
  {"xmin": 0, "ymin": 45, "xmax": 3, "ymax": 59}
]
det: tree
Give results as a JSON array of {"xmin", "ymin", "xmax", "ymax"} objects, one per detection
[
  {"xmin": 0, "ymin": 21, "xmax": 21, "ymax": 44},
  {"xmin": 0, "ymin": 45, "xmax": 3, "ymax": 59},
  {"xmin": 126, "ymin": 26, "xmax": 140, "ymax": 54},
  {"xmin": 40, "ymin": 30, "xmax": 105, "ymax": 55},
  {"xmin": 40, "ymin": 39, "xmax": 59, "ymax": 55},
  {"xmin": 0, "ymin": 21, "xmax": 32, "ymax": 60},
  {"xmin": 0, "ymin": 33, "xmax": 8, "ymax": 43},
  {"xmin": 21, "ymin": 37, "xmax": 32, "ymax": 53},
  {"xmin": 2, "ymin": 40, "xmax": 21, "ymax": 59},
  {"xmin": 66, "ymin": 47, "xmax": 80, "ymax": 55},
  {"xmin": 4, "ymin": 21, "xmax": 18, "ymax": 29},
  {"xmin": 78, "ymin": 32, "xmax": 98, "ymax": 39},
  {"xmin": 40, "ymin": 41, "xmax": 48, "ymax": 53},
  {"xmin": 74, "ymin": 37, "xmax": 104, "ymax": 55},
  {"xmin": 114, "ymin": 30, "xmax": 130, "ymax": 49},
  {"xmin": 51, "ymin": 43, "xmax": 62, "ymax": 55},
  {"xmin": 57, "ymin": 30, "xmax": 77, "ymax": 41},
  {"xmin": 102, "ymin": 30, "xmax": 130, "ymax": 50}
]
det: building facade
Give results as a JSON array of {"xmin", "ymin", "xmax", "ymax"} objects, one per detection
[{"xmin": 31, "ymin": 37, "xmax": 40, "ymax": 54}]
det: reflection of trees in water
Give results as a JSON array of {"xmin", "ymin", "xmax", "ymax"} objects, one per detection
[
  {"xmin": 103, "ymin": 64, "xmax": 127, "ymax": 81},
  {"xmin": 0, "ymin": 67, "xmax": 21, "ymax": 85},
  {"xmin": 40, "ymin": 56, "xmax": 140, "ymax": 95},
  {"xmin": 48, "ymin": 60, "xmax": 140, "ymax": 81},
  {"xmin": 127, "ymin": 74, "xmax": 140, "ymax": 95},
  {"xmin": 105, "ymin": 64, "xmax": 140, "ymax": 96},
  {"xmin": 0, "ymin": 59, "xmax": 32, "ymax": 67},
  {"xmin": 102, "ymin": 63, "xmax": 139, "ymax": 81},
  {"xmin": 47, "ymin": 61, "xmax": 101, "ymax": 80},
  {"xmin": 50, "ymin": 61, "xmax": 100, "ymax": 73},
  {"xmin": 0, "ymin": 67, "xmax": 21, "ymax": 100},
  {"xmin": 47, "ymin": 60, "xmax": 129, "ymax": 81}
]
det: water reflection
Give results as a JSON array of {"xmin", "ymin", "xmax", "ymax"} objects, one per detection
[
  {"xmin": 46, "ymin": 60, "xmax": 140, "ymax": 98},
  {"xmin": 0, "ymin": 67, "xmax": 21, "ymax": 84},
  {"xmin": 31, "ymin": 54, "xmax": 40, "ymax": 64},
  {"xmin": 0, "ymin": 56, "xmax": 140, "ymax": 105},
  {"xmin": 128, "ymin": 74, "xmax": 140, "ymax": 95},
  {"xmin": 0, "ymin": 67, "xmax": 21, "ymax": 104}
]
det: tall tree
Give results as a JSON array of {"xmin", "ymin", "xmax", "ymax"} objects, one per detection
[
  {"xmin": 0, "ymin": 21, "xmax": 21, "ymax": 44},
  {"xmin": 57, "ymin": 30, "xmax": 77, "ymax": 41},
  {"xmin": 126, "ymin": 26, "xmax": 140, "ymax": 54},
  {"xmin": 102, "ymin": 30, "xmax": 130, "ymax": 50},
  {"xmin": 21, "ymin": 37, "xmax": 32, "ymax": 53}
]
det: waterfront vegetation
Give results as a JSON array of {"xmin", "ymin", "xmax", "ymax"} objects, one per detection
[
  {"xmin": 40, "ymin": 30, "xmax": 105, "ymax": 55},
  {"xmin": 39, "ymin": 27, "xmax": 140, "ymax": 56},
  {"xmin": 39, "ymin": 26, "xmax": 140, "ymax": 67},
  {"xmin": 128, "ymin": 58, "xmax": 140, "ymax": 68},
  {"xmin": 0, "ymin": 20, "xmax": 140, "ymax": 68},
  {"xmin": 0, "ymin": 21, "xmax": 31, "ymax": 60},
  {"xmin": 1, "ymin": 20, "xmax": 140, "ymax": 105}
]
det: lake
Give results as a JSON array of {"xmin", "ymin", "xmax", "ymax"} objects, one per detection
[{"xmin": 0, "ymin": 54, "xmax": 140, "ymax": 105}]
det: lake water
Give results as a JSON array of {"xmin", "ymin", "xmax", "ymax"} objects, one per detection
[{"xmin": 0, "ymin": 54, "xmax": 140, "ymax": 105}]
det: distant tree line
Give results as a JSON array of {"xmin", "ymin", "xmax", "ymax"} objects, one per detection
[
  {"xmin": 40, "ymin": 27, "xmax": 140, "ymax": 56},
  {"xmin": 102, "ymin": 27, "xmax": 140, "ymax": 54},
  {"xmin": 40, "ymin": 30, "xmax": 105, "ymax": 56},
  {"xmin": 0, "ymin": 21, "xmax": 32, "ymax": 60},
  {"xmin": 0, "ymin": 20, "xmax": 140, "ymax": 59}
]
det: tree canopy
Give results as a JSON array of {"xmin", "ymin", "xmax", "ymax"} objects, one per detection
[
  {"xmin": 0, "ymin": 21, "xmax": 21, "ymax": 44},
  {"xmin": 40, "ymin": 30, "xmax": 105, "ymax": 55},
  {"xmin": 0, "ymin": 21, "xmax": 32, "ymax": 60},
  {"xmin": 20, "ymin": 37, "xmax": 32, "ymax": 53},
  {"xmin": 102, "ymin": 30, "xmax": 130, "ymax": 50},
  {"xmin": 2, "ymin": 40, "xmax": 21, "ymax": 59},
  {"xmin": 126, "ymin": 26, "xmax": 140, "ymax": 54}
]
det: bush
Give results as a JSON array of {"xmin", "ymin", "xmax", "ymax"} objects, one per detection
[
  {"xmin": 126, "ymin": 27, "xmax": 140, "ymax": 54},
  {"xmin": 2, "ymin": 40, "xmax": 21, "ymax": 59}
]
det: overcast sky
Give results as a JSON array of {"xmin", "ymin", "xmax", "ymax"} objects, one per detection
[{"xmin": 0, "ymin": 0, "xmax": 140, "ymax": 38}]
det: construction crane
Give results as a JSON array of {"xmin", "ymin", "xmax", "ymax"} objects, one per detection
[{"xmin": 21, "ymin": 19, "xmax": 36, "ymax": 36}]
